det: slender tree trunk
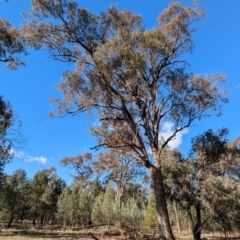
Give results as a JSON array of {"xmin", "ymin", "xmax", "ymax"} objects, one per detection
[
  {"xmin": 7, "ymin": 214, "xmax": 14, "ymax": 228},
  {"xmin": 40, "ymin": 210, "xmax": 46, "ymax": 229},
  {"xmin": 191, "ymin": 203, "xmax": 201, "ymax": 240},
  {"xmin": 173, "ymin": 200, "xmax": 181, "ymax": 235},
  {"xmin": 151, "ymin": 167, "xmax": 175, "ymax": 240},
  {"xmin": 107, "ymin": 219, "xmax": 110, "ymax": 231},
  {"xmin": 52, "ymin": 216, "xmax": 55, "ymax": 226},
  {"xmin": 20, "ymin": 208, "xmax": 25, "ymax": 224},
  {"xmin": 32, "ymin": 211, "xmax": 37, "ymax": 226},
  {"xmin": 188, "ymin": 221, "xmax": 191, "ymax": 235},
  {"xmin": 115, "ymin": 185, "xmax": 123, "ymax": 229}
]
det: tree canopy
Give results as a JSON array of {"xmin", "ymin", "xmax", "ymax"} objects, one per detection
[
  {"xmin": 21, "ymin": 1, "xmax": 228, "ymax": 239},
  {"xmin": 0, "ymin": 96, "xmax": 15, "ymax": 180},
  {"xmin": 0, "ymin": 18, "xmax": 26, "ymax": 69}
]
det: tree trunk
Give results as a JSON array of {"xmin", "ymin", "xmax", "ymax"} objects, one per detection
[
  {"xmin": 151, "ymin": 167, "xmax": 175, "ymax": 240},
  {"xmin": 107, "ymin": 219, "xmax": 110, "ymax": 231},
  {"xmin": 173, "ymin": 200, "xmax": 181, "ymax": 235},
  {"xmin": 20, "ymin": 208, "xmax": 25, "ymax": 224},
  {"xmin": 188, "ymin": 220, "xmax": 191, "ymax": 235},
  {"xmin": 32, "ymin": 211, "xmax": 37, "ymax": 226},
  {"xmin": 7, "ymin": 214, "xmax": 14, "ymax": 228},
  {"xmin": 191, "ymin": 203, "xmax": 201, "ymax": 240},
  {"xmin": 40, "ymin": 210, "xmax": 46, "ymax": 229}
]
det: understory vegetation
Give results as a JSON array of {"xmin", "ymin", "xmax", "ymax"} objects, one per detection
[{"xmin": 0, "ymin": 128, "xmax": 240, "ymax": 240}]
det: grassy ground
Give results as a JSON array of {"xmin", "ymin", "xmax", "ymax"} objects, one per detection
[
  {"xmin": 0, "ymin": 227, "xmax": 239, "ymax": 240},
  {"xmin": 0, "ymin": 227, "xmax": 92, "ymax": 239}
]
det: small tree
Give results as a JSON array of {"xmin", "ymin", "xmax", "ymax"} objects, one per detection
[
  {"xmin": 91, "ymin": 195, "xmax": 104, "ymax": 225},
  {"xmin": 144, "ymin": 189, "xmax": 158, "ymax": 232},
  {"xmin": 78, "ymin": 189, "xmax": 94, "ymax": 225},
  {"xmin": 29, "ymin": 168, "xmax": 58, "ymax": 227},
  {"xmin": 0, "ymin": 169, "xmax": 28, "ymax": 228},
  {"xmin": 121, "ymin": 198, "xmax": 144, "ymax": 231},
  {"xmin": 102, "ymin": 185, "xmax": 115, "ymax": 230},
  {"xmin": 56, "ymin": 187, "xmax": 73, "ymax": 228}
]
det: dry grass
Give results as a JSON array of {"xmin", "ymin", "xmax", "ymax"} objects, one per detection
[
  {"xmin": 0, "ymin": 227, "xmax": 92, "ymax": 240},
  {"xmin": 0, "ymin": 227, "xmax": 240, "ymax": 240}
]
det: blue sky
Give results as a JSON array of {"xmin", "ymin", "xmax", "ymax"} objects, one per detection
[{"xmin": 1, "ymin": 0, "xmax": 240, "ymax": 185}]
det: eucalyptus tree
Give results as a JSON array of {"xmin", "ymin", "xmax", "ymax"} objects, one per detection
[
  {"xmin": 0, "ymin": 96, "xmax": 24, "ymax": 185},
  {"xmin": 0, "ymin": 6, "xmax": 26, "ymax": 178},
  {"xmin": 94, "ymin": 150, "xmax": 147, "ymax": 209},
  {"xmin": 163, "ymin": 129, "xmax": 240, "ymax": 240},
  {"xmin": 61, "ymin": 153, "xmax": 95, "ymax": 188},
  {"xmin": 22, "ymin": 1, "xmax": 228, "ymax": 239},
  {"xmin": 0, "ymin": 18, "xmax": 26, "ymax": 69}
]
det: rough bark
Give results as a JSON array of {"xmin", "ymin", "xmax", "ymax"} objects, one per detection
[{"xmin": 151, "ymin": 167, "xmax": 175, "ymax": 240}]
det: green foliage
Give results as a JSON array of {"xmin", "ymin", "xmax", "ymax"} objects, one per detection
[
  {"xmin": 0, "ymin": 18, "xmax": 26, "ymax": 69},
  {"xmin": 102, "ymin": 185, "xmax": 115, "ymax": 228},
  {"xmin": 163, "ymin": 128, "xmax": 240, "ymax": 240},
  {"xmin": 56, "ymin": 187, "xmax": 74, "ymax": 227},
  {"xmin": 0, "ymin": 96, "xmax": 14, "ymax": 179},
  {"xmin": 29, "ymin": 170, "xmax": 48, "ymax": 208},
  {"xmin": 91, "ymin": 195, "xmax": 104, "ymax": 224},
  {"xmin": 144, "ymin": 189, "xmax": 158, "ymax": 228},
  {"xmin": 121, "ymin": 198, "xmax": 144, "ymax": 228},
  {"xmin": 0, "ymin": 169, "xmax": 29, "ymax": 227},
  {"xmin": 28, "ymin": 168, "xmax": 65, "ymax": 227},
  {"xmin": 21, "ymin": 2, "xmax": 228, "ymax": 238},
  {"xmin": 79, "ymin": 189, "xmax": 94, "ymax": 224}
]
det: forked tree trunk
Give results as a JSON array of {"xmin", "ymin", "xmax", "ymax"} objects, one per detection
[
  {"xmin": 150, "ymin": 167, "xmax": 175, "ymax": 240},
  {"xmin": 189, "ymin": 203, "xmax": 202, "ymax": 240}
]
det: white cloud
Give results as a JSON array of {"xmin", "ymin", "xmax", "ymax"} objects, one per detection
[
  {"xmin": 12, "ymin": 149, "xmax": 47, "ymax": 164},
  {"xmin": 159, "ymin": 122, "xmax": 188, "ymax": 149},
  {"xmin": 25, "ymin": 156, "xmax": 47, "ymax": 164},
  {"xmin": 14, "ymin": 151, "xmax": 25, "ymax": 158}
]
